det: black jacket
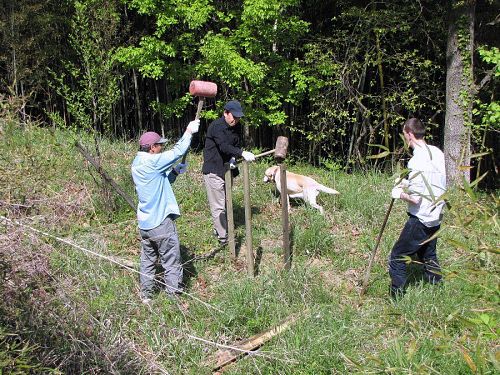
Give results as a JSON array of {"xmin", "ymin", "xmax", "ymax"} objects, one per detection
[{"xmin": 202, "ymin": 116, "xmax": 243, "ymax": 179}]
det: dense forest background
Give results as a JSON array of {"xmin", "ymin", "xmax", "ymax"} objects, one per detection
[{"xmin": 0, "ymin": 0, "xmax": 498, "ymax": 186}]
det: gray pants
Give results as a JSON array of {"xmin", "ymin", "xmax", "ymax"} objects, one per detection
[
  {"xmin": 139, "ymin": 216, "xmax": 183, "ymax": 298},
  {"xmin": 203, "ymin": 173, "xmax": 227, "ymax": 240}
]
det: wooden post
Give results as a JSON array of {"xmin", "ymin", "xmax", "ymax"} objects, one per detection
[
  {"xmin": 242, "ymin": 161, "xmax": 254, "ymax": 276},
  {"xmin": 280, "ymin": 163, "xmax": 291, "ymax": 270},
  {"xmin": 224, "ymin": 164, "xmax": 236, "ymax": 258}
]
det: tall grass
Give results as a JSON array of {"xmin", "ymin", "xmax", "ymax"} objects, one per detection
[{"xmin": 0, "ymin": 121, "xmax": 498, "ymax": 374}]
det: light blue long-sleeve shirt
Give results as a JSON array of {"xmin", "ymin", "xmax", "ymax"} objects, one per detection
[{"xmin": 131, "ymin": 132, "xmax": 192, "ymax": 230}]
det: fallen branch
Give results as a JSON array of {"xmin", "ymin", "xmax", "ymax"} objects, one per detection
[
  {"xmin": 75, "ymin": 141, "xmax": 136, "ymax": 210},
  {"xmin": 203, "ymin": 313, "xmax": 301, "ymax": 372}
]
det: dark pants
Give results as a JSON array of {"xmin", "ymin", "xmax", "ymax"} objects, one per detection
[
  {"xmin": 139, "ymin": 216, "xmax": 183, "ymax": 299},
  {"xmin": 389, "ymin": 215, "xmax": 442, "ymax": 294}
]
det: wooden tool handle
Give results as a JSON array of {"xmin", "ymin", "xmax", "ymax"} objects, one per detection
[{"xmin": 195, "ymin": 97, "xmax": 205, "ymax": 120}]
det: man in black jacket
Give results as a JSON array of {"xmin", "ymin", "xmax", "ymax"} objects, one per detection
[{"xmin": 202, "ymin": 100, "xmax": 255, "ymax": 245}]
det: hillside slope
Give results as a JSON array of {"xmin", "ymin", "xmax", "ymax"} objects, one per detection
[{"xmin": 0, "ymin": 123, "xmax": 498, "ymax": 374}]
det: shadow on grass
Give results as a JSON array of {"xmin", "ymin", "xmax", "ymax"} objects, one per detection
[{"xmin": 181, "ymin": 245, "xmax": 198, "ymax": 290}]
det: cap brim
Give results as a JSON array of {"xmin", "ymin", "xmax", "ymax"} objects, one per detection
[
  {"xmin": 230, "ymin": 110, "xmax": 244, "ymax": 118},
  {"xmin": 157, "ymin": 137, "xmax": 168, "ymax": 144}
]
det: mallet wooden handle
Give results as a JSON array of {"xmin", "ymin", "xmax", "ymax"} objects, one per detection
[
  {"xmin": 195, "ymin": 97, "xmax": 205, "ymax": 120},
  {"xmin": 235, "ymin": 148, "xmax": 275, "ymax": 163},
  {"xmin": 254, "ymin": 149, "xmax": 275, "ymax": 159}
]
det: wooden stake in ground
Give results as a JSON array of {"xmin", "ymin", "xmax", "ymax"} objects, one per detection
[
  {"xmin": 242, "ymin": 160, "xmax": 254, "ymax": 276},
  {"xmin": 280, "ymin": 163, "xmax": 291, "ymax": 271},
  {"xmin": 204, "ymin": 314, "xmax": 300, "ymax": 372},
  {"xmin": 224, "ymin": 164, "xmax": 236, "ymax": 258}
]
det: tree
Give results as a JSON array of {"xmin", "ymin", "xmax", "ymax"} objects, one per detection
[
  {"xmin": 0, "ymin": 0, "xmax": 71, "ymax": 120},
  {"xmin": 444, "ymin": 0, "xmax": 476, "ymax": 186},
  {"xmin": 50, "ymin": 0, "xmax": 121, "ymax": 136}
]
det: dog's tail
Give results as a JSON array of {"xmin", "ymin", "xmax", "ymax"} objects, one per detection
[{"xmin": 317, "ymin": 184, "xmax": 340, "ymax": 195}]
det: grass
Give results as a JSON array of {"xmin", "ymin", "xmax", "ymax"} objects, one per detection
[{"xmin": 0, "ymin": 121, "xmax": 498, "ymax": 374}]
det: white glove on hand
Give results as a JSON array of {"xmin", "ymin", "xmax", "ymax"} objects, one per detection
[
  {"xmin": 174, "ymin": 163, "xmax": 188, "ymax": 174},
  {"xmin": 241, "ymin": 151, "xmax": 256, "ymax": 162},
  {"xmin": 186, "ymin": 119, "xmax": 200, "ymax": 134},
  {"xmin": 391, "ymin": 186, "xmax": 403, "ymax": 199},
  {"xmin": 394, "ymin": 178, "xmax": 409, "ymax": 189}
]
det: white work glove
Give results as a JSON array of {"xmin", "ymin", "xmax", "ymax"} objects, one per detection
[
  {"xmin": 394, "ymin": 178, "xmax": 409, "ymax": 189},
  {"xmin": 391, "ymin": 186, "xmax": 403, "ymax": 199},
  {"xmin": 174, "ymin": 163, "xmax": 188, "ymax": 174},
  {"xmin": 241, "ymin": 151, "xmax": 256, "ymax": 162},
  {"xmin": 186, "ymin": 119, "xmax": 200, "ymax": 134}
]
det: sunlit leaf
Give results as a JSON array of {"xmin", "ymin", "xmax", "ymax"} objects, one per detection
[
  {"xmin": 367, "ymin": 150, "xmax": 390, "ymax": 159},
  {"xmin": 469, "ymin": 172, "xmax": 488, "ymax": 189},
  {"xmin": 470, "ymin": 151, "xmax": 490, "ymax": 159},
  {"xmin": 460, "ymin": 348, "xmax": 477, "ymax": 373},
  {"xmin": 462, "ymin": 177, "xmax": 477, "ymax": 201},
  {"xmin": 443, "ymin": 238, "xmax": 468, "ymax": 251},
  {"xmin": 419, "ymin": 227, "xmax": 444, "ymax": 245},
  {"xmin": 367, "ymin": 143, "xmax": 390, "ymax": 152}
]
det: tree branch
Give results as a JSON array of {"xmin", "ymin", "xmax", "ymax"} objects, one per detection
[{"xmin": 75, "ymin": 141, "xmax": 136, "ymax": 210}]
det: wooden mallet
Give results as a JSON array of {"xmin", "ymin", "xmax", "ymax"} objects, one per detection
[
  {"xmin": 182, "ymin": 80, "xmax": 218, "ymax": 163},
  {"xmin": 189, "ymin": 80, "xmax": 218, "ymax": 120}
]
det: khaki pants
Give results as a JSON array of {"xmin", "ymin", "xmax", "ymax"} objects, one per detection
[{"xmin": 203, "ymin": 173, "xmax": 228, "ymax": 241}]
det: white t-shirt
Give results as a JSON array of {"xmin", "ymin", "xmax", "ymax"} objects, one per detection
[{"xmin": 407, "ymin": 143, "xmax": 447, "ymax": 227}]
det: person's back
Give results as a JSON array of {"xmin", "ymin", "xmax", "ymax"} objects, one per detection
[
  {"xmin": 389, "ymin": 118, "xmax": 445, "ymax": 298},
  {"xmin": 406, "ymin": 143, "xmax": 446, "ymax": 227},
  {"xmin": 132, "ymin": 151, "xmax": 180, "ymax": 230}
]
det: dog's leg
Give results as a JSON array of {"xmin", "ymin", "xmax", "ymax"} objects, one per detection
[{"xmin": 305, "ymin": 190, "xmax": 324, "ymax": 215}]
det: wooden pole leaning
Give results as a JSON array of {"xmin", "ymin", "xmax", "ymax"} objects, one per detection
[
  {"xmin": 224, "ymin": 164, "xmax": 236, "ymax": 259},
  {"xmin": 243, "ymin": 160, "xmax": 254, "ymax": 276}
]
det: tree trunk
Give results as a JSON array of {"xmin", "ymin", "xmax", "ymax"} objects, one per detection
[
  {"xmin": 132, "ymin": 69, "xmax": 143, "ymax": 133},
  {"xmin": 444, "ymin": 0, "xmax": 475, "ymax": 186}
]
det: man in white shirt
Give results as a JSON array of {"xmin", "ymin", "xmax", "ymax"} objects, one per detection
[{"xmin": 389, "ymin": 118, "xmax": 447, "ymax": 298}]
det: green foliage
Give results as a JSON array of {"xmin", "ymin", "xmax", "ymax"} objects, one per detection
[
  {"xmin": 302, "ymin": 2, "xmax": 446, "ymax": 166},
  {"xmin": 478, "ymin": 46, "xmax": 500, "ymax": 77},
  {"xmin": 473, "ymin": 46, "xmax": 500, "ymax": 130},
  {"xmin": 50, "ymin": 0, "xmax": 121, "ymax": 135},
  {"xmin": 199, "ymin": 33, "xmax": 267, "ymax": 87},
  {"xmin": 0, "ymin": 327, "xmax": 60, "ymax": 374}
]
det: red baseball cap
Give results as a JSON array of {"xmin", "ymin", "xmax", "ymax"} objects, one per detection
[{"xmin": 139, "ymin": 131, "xmax": 168, "ymax": 147}]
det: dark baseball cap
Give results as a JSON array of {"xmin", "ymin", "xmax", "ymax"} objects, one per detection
[
  {"xmin": 139, "ymin": 131, "xmax": 168, "ymax": 147},
  {"xmin": 224, "ymin": 100, "xmax": 244, "ymax": 117}
]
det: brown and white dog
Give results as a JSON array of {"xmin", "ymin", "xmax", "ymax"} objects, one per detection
[{"xmin": 263, "ymin": 165, "xmax": 340, "ymax": 215}]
